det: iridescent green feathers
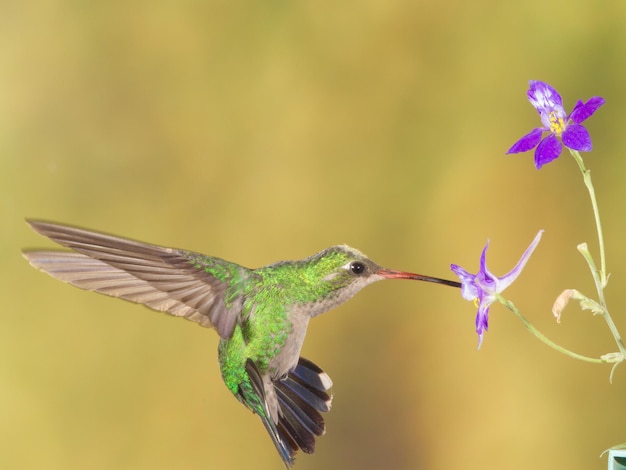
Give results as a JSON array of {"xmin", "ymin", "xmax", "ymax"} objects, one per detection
[{"xmin": 256, "ymin": 245, "xmax": 386, "ymax": 318}]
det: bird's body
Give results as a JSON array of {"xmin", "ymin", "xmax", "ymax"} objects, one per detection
[{"xmin": 23, "ymin": 220, "xmax": 460, "ymax": 467}]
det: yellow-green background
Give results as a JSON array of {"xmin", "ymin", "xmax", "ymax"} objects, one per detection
[{"xmin": 3, "ymin": 2, "xmax": 626, "ymax": 469}]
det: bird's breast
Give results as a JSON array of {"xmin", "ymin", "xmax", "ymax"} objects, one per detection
[{"xmin": 267, "ymin": 311, "xmax": 310, "ymax": 379}]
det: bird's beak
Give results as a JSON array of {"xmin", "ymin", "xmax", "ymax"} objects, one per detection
[{"xmin": 377, "ymin": 269, "xmax": 461, "ymax": 288}]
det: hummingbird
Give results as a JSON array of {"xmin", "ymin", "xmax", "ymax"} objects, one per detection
[{"xmin": 23, "ymin": 220, "xmax": 461, "ymax": 467}]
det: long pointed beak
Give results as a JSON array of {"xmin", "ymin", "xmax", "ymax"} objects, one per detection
[{"xmin": 377, "ymin": 268, "xmax": 461, "ymax": 288}]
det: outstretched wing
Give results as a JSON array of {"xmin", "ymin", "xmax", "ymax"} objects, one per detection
[{"xmin": 23, "ymin": 220, "xmax": 254, "ymax": 339}]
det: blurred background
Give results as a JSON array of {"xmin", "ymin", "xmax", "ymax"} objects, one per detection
[{"xmin": 3, "ymin": 1, "xmax": 626, "ymax": 469}]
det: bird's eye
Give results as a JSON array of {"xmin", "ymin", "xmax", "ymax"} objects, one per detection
[{"xmin": 349, "ymin": 261, "xmax": 366, "ymax": 275}]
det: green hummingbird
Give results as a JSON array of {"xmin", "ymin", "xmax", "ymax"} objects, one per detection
[{"xmin": 23, "ymin": 220, "xmax": 460, "ymax": 467}]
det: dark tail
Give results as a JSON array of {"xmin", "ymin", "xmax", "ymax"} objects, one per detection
[{"xmin": 245, "ymin": 358, "xmax": 333, "ymax": 468}]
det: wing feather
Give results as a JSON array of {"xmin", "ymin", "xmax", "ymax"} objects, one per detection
[{"xmin": 23, "ymin": 220, "xmax": 254, "ymax": 338}]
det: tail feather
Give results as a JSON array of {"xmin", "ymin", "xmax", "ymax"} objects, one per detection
[
  {"xmin": 275, "ymin": 407, "xmax": 315, "ymax": 456},
  {"xmin": 288, "ymin": 357, "xmax": 333, "ymax": 397},
  {"xmin": 243, "ymin": 357, "xmax": 333, "ymax": 468},
  {"xmin": 278, "ymin": 359, "xmax": 332, "ymax": 413},
  {"xmin": 276, "ymin": 383, "xmax": 325, "ymax": 438},
  {"xmin": 275, "ymin": 361, "xmax": 333, "ymax": 439},
  {"xmin": 274, "ymin": 358, "xmax": 333, "ymax": 458}
]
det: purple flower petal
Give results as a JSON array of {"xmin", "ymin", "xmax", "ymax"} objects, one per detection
[
  {"xmin": 450, "ymin": 264, "xmax": 479, "ymax": 300},
  {"xmin": 562, "ymin": 124, "xmax": 592, "ymax": 152},
  {"xmin": 450, "ymin": 231, "xmax": 543, "ymax": 348},
  {"xmin": 569, "ymin": 97, "xmax": 605, "ymax": 124},
  {"xmin": 476, "ymin": 303, "xmax": 490, "ymax": 348},
  {"xmin": 534, "ymin": 134, "xmax": 562, "ymax": 169},
  {"xmin": 496, "ymin": 230, "xmax": 544, "ymax": 291},
  {"xmin": 506, "ymin": 128, "xmax": 544, "ymax": 154},
  {"xmin": 527, "ymin": 80, "xmax": 563, "ymax": 114}
]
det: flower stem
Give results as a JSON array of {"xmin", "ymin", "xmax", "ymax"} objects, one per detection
[
  {"xmin": 568, "ymin": 150, "xmax": 626, "ymax": 358},
  {"xmin": 495, "ymin": 294, "xmax": 605, "ymax": 364},
  {"xmin": 569, "ymin": 150, "xmax": 607, "ymax": 286}
]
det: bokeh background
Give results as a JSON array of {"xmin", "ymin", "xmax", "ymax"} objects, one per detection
[{"xmin": 3, "ymin": 1, "xmax": 626, "ymax": 469}]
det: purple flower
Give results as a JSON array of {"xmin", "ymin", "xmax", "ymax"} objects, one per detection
[
  {"xmin": 451, "ymin": 231, "xmax": 543, "ymax": 348},
  {"xmin": 507, "ymin": 81, "xmax": 605, "ymax": 169}
]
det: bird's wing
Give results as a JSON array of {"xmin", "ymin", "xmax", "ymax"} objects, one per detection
[{"xmin": 23, "ymin": 220, "xmax": 254, "ymax": 339}]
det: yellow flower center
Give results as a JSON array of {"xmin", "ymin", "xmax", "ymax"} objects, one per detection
[{"xmin": 548, "ymin": 111, "xmax": 566, "ymax": 136}]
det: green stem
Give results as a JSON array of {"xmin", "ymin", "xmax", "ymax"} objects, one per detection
[
  {"xmin": 604, "ymin": 315, "xmax": 626, "ymax": 357},
  {"xmin": 496, "ymin": 294, "xmax": 605, "ymax": 364},
  {"xmin": 577, "ymin": 245, "xmax": 626, "ymax": 357},
  {"xmin": 569, "ymin": 150, "xmax": 626, "ymax": 358},
  {"xmin": 569, "ymin": 150, "xmax": 607, "ymax": 287}
]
